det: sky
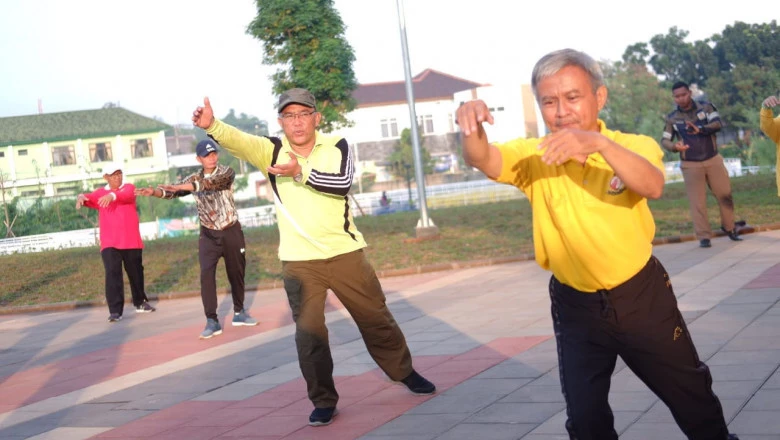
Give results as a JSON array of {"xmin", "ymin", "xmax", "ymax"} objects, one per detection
[{"xmin": 0, "ymin": 0, "xmax": 772, "ymax": 127}]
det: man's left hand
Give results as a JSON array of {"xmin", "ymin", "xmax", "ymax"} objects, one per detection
[
  {"xmin": 267, "ymin": 152, "xmax": 301, "ymax": 178},
  {"xmin": 538, "ymin": 129, "xmax": 602, "ymax": 165},
  {"xmin": 97, "ymin": 193, "xmax": 114, "ymax": 208}
]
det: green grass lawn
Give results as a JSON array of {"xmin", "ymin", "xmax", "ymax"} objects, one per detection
[{"xmin": 2, "ymin": 173, "xmax": 778, "ymax": 308}]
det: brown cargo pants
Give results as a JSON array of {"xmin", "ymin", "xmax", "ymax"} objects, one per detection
[
  {"xmin": 282, "ymin": 249, "xmax": 414, "ymax": 408},
  {"xmin": 680, "ymin": 154, "xmax": 737, "ymax": 240}
]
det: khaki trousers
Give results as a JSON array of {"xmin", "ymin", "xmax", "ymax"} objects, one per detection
[
  {"xmin": 282, "ymin": 249, "xmax": 413, "ymax": 408},
  {"xmin": 680, "ymin": 154, "xmax": 736, "ymax": 240}
]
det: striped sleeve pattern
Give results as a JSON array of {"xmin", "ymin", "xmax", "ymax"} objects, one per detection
[{"xmin": 306, "ymin": 138, "xmax": 354, "ymax": 196}]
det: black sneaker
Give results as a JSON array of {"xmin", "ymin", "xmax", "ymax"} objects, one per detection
[
  {"xmin": 135, "ymin": 301, "xmax": 156, "ymax": 313},
  {"xmin": 401, "ymin": 370, "xmax": 436, "ymax": 395},
  {"xmin": 108, "ymin": 313, "xmax": 122, "ymax": 323},
  {"xmin": 699, "ymin": 239, "xmax": 711, "ymax": 248},
  {"xmin": 726, "ymin": 229, "xmax": 743, "ymax": 241},
  {"xmin": 308, "ymin": 407, "xmax": 337, "ymax": 426}
]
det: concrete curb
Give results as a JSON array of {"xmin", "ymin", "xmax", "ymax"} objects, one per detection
[{"xmin": 4, "ymin": 223, "xmax": 780, "ymax": 316}]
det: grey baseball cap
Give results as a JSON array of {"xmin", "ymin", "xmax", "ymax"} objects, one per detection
[{"xmin": 277, "ymin": 88, "xmax": 316, "ymax": 112}]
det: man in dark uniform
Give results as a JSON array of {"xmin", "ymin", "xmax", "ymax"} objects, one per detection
[{"xmin": 662, "ymin": 81, "xmax": 742, "ymax": 248}]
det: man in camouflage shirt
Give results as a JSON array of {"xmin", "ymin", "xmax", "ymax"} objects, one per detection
[
  {"xmin": 662, "ymin": 81, "xmax": 742, "ymax": 248},
  {"xmin": 136, "ymin": 139, "xmax": 258, "ymax": 338}
]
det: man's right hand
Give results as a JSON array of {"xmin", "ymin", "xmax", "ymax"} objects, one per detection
[
  {"xmin": 674, "ymin": 141, "xmax": 690, "ymax": 152},
  {"xmin": 763, "ymin": 96, "xmax": 779, "ymax": 109},
  {"xmin": 192, "ymin": 97, "xmax": 215, "ymax": 129},
  {"xmin": 135, "ymin": 187, "xmax": 155, "ymax": 197},
  {"xmin": 75, "ymin": 194, "xmax": 87, "ymax": 209},
  {"xmin": 456, "ymin": 100, "xmax": 494, "ymax": 136}
]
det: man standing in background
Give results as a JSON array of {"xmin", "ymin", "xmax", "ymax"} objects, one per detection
[
  {"xmin": 136, "ymin": 140, "xmax": 257, "ymax": 339},
  {"xmin": 662, "ymin": 81, "xmax": 742, "ymax": 248}
]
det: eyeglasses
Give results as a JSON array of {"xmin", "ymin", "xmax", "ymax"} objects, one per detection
[{"xmin": 279, "ymin": 111, "xmax": 316, "ymax": 121}]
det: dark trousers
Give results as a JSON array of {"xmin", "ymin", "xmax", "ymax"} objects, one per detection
[
  {"xmin": 282, "ymin": 249, "xmax": 413, "ymax": 408},
  {"xmin": 101, "ymin": 247, "xmax": 148, "ymax": 315},
  {"xmin": 549, "ymin": 256, "xmax": 730, "ymax": 440},
  {"xmin": 199, "ymin": 222, "xmax": 246, "ymax": 321}
]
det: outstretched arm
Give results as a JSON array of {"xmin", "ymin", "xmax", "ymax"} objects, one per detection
[
  {"xmin": 760, "ymin": 96, "xmax": 780, "ymax": 143},
  {"xmin": 455, "ymin": 100, "xmax": 503, "ymax": 179}
]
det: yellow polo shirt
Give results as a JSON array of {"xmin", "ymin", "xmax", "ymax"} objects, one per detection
[
  {"xmin": 759, "ymin": 107, "xmax": 780, "ymax": 196},
  {"xmin": 495, "ymin": 121, "xmax": 665, "ymax": 292},
  {"xmin": 207, "ymin": 119, "xmax": 366, "ymax": 261}
]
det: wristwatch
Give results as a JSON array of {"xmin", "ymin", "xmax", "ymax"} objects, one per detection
[{"xmin": 293, "ymin": 172, "xmax": 303, "ymax": 183}]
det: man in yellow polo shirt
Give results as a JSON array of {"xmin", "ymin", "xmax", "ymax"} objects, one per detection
[
  {"xmin": 191, "ymin": 88, "xmax": 434, "ymax": 427},
  {"xmin": 457, "ymin": 49, "xmax": 737, "ymax": 440}
]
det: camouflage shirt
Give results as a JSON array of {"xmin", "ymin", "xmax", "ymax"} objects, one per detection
[
  {"xmin": 163, "ymin": 163, "xmax": 238, "ymax": 230},
  {"xmin": 662, "ymin": 100, "xmax": 722, "ymax": 162}
]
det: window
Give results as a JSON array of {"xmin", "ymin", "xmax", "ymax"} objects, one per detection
[
  {"xmin": 417, "ymin": 115, "xmax": 434, "ymax": 134},
  {"xmin": 380, "ymin": 118, "xmax": 398, "ymax": 138},
  {"xmin": 18, "ymin": 149, "xmax": 28, "ymax": 156},
  {"xmin": 131, "ymin": 138, "xmax": 153, "ymax": 158},
  {"xmin": 52, "ymin": 145, "xmax": 76, "ymax": 166},
  {"xmin": 0, "ymin": 151, "xmax": 4, "ymax": 158},
  {"xmin": 21, "ymin": 189, "xmax": 43, "ymax": 197},
  {"xmin": 55, "ymin": 185, "xmax": 78, "ymax": 195},
  {"xmin": 89, "ymin": 142, "xmax": 113, "ymax": 162}
]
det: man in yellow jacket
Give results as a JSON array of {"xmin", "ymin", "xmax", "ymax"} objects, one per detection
[{"xmin": 760, "ymin": 94, "xmax": 780, "ymax": 196}]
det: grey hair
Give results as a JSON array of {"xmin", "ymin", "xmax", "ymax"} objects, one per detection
[{"xmin": 531, "ymin": 49, "xmax": 604, "ymax": 100}]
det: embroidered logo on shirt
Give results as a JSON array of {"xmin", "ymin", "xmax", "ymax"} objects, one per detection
[
  {"xmin": 607, "ymin": 175, "xmax": 626, "ymax": 195},
  {"xmin": 240, "ymin": 248, "xmax": 245, "ymax": 254},
  {"xmin": 673, "ymin": 326, "xmax": 683, "ymax": 341}
]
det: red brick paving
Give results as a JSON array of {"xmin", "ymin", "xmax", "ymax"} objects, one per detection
[{"xmin": 89, "ymin": 335, "xmax": 549, "ymax": 440}]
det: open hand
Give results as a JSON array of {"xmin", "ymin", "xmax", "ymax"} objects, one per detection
[
  {"xmin": 75, "ymin": 194, "xmax": 88, "ymax": 209},
  {"xmin": 267, "ymin": 152, "xmax": 301, "ymax": 178}
]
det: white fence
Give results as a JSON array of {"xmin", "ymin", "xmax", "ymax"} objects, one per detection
[{"xmin": 0, "ymin": 161, "xmax": 758, "ymax": 255}]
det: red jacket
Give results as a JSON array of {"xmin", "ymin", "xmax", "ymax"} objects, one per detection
[{"xmin": 83, "ymin": 183, "xmax": 144, "ymax": 251}]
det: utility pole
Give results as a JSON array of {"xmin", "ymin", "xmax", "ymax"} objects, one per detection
[{"xmin": 395, "ymin": 0, "xmax": 439, "ymax": 239}]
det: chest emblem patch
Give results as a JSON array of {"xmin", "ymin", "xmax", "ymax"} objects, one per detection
[{"xmin": 607, "ymin": 175, "xmax": 626, "ymax": 195}]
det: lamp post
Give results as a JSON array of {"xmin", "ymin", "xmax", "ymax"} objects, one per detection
[{"xmin": 395, "ymin": 0, "xmax": 439, "ymax": 239}]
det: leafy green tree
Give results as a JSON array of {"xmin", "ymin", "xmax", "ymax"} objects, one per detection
[
  {"xmin": 600, "ymin": 61, "xmax": 667, "ymax": 140},
  {"xmin": 388, "ymin": 128, "xmax": 433, "ymax": 180},
  {"xmin": 711, "ymin": 21, "xmax": 780, "ymax": 71},
  {"xmin": 646, "ymin": 27, "xmax": 717, "ymax": 88},
  {"xmin": 247, "ymin": 0, "xmax": 358, "ymax": 132}
]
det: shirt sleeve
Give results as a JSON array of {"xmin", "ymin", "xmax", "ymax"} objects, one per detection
[
  {"xmin": 197, "ymin": 166, "xmax": 235, "ymax": 192},
  {"xmin": 760, "ymin": 108, "xmax": 780, "ymax": 142},
  {"xmin": 206, "ymin": 119, "xmax": 274, "ymax": 175},
  {"xmin": 305, "ymin": 138, "xmax": 353, "ymax": 197},
  {"xmin": 494, "ymin": 138, "xmax": 538, "ymax": 192}
]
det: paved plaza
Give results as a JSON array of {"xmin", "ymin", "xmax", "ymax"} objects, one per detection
[{"xmin": 1, "ymin": 231, "xmax": 780, "ymax": 439}]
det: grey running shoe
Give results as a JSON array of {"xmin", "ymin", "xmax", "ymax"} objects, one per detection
[
  {"xmin": 232, "ymin": 310, "xmax": 258, "ymax": 326},
  {"xmin": 108, "ymin": 313, "xmax": 122, "ymax": 323},
  {"xmin": 199, "ymin": 318, "xmax": 223, "ymax": 339}
]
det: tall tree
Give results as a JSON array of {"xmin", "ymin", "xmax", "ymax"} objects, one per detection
[
  {"xmin": 0, "ymin": 169, "xmax": 17, "ymax": 237},
  {"xmin": 600, "ymin": 61, "xmax": 668, "ymax": 141},
  {"xmin": 247, "ymin": 0, "xmax": 358, "ymax": 133},
  {"xmin": 388, "ymin": 128, "xmax": 433, "ymax": 180},
  {"xmin": 647, "ymin": 26, "xmax": 717, "ymax": 87}
]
